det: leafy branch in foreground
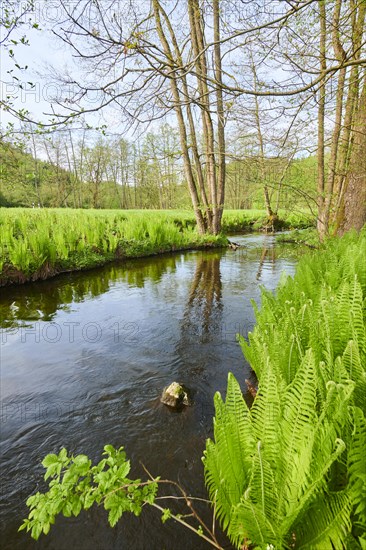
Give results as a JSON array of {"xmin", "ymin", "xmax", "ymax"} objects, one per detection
[{"xmin": 20, "ymin": 445, "xmax": 223, "ymax": 549}]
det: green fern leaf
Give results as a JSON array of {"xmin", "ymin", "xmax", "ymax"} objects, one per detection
[
  {"xmin": 295, "ymin": 491, "xmax": 352, "ymax": 549},
  {"xmin": 251, "ymin": 361, "xmax": 282, "ymax": 469},
  {"xmin": 348, "ymin": 407, "xmax": 366, "ymax": 529},
  {"xmin": 203, "ymin": 375, "xmax": 255, "ymax": 530},
  {"xmin": 229, "ymin": 498, "xmax": 277, "ymax": 549}
]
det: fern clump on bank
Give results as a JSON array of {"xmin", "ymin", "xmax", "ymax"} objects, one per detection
[
  {"xmin": 0, "ymin": 208, "xmax": 227, "ymax": 285},
  {"xmin": 0, "ymin": 208, "xmax": 312, "ymax": 285},
  {"xmin": 204, "ymin": 228, "xmax": 366, "ymax": 549}
]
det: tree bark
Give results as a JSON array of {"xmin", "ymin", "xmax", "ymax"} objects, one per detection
[
  {"xmin": 316, "ymin": 0, "xmax": 327, "ymax": 238},
  {"xmin": 213, "ymin": 0, "xmax": 226, "ymax": 233},
  {"xmin": 321, "ymin": 0, "xmax": 346, "ymax": 236},
  {"xmin": 337, "ymin": 75, "xmax": 366, "ymax": 234},
  {"xmin": 333, "ymin": 0, "xmax": 365, "ymax": 218}
]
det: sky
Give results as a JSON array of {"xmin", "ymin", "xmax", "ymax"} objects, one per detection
[
  {"xmin": 0, "ymin": 0, "xmax": 321, "ymax": 159},
  {"xmin": 1, "ymin": 4, "xmax": 68, "ymax": 125},
  {"xmin": 1, "ymin": 2, "xmax": 140, "ymax": 136}
]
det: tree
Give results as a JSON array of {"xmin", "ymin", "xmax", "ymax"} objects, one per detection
[
  {"xmin": 2, "ymin": 0, "xmax": 366, "ymax": 235},
  {"xmin": 33, "ymin": 0, "xmax": 226, "ymax": 232},
  {"xmin": 336, "ymin": 74, "xmax": 366, "ymax": 233},
  {"xmin": 315, "ymin": 0, "xmax": 366, "ymax": 238}
]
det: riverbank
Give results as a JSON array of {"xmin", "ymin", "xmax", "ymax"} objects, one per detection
[
  {"xmin": 206, "ymin": 228, "xmax": 366, "ymax": 548},
  {"xmin": 0, "ymin": 208, "xmax": 313, "ymax": 286},
  {"xmin": 276, "ymin": 227, "xmax": 320, "ymax": 248}
]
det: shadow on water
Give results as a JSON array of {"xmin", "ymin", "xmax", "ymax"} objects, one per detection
[{"xmin": 0, "ymin": 234, "xmax": 297, "ymax": 549}]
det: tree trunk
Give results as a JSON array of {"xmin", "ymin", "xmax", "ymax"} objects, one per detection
[
  {"xmin": 333, "ymin": 0, "xmax": 365, "ymax": 219},
  {"xmin": 157, "ymin": 3, "xmax": 212, "ymax": 228},
  {"xmin": 152, "ymin": 0, "xmax": 207, "ymax": 234},
  {"xmin": 316, "ymin": 0, "xmax": 326, "ymax": 239},
  {"xmin": 188, "ymin": 0, "xmax": 219, "ymax": 233},
  {"xmin": 337, "ymin": 75, "xmax": 366, "ymax": 234},
  {"xmin": 250, "ymin": 54, "xmax": 274, "ymax": 219},
  {"xmin": 321, "ymin": 0, "xmax": 346, "ymax": 236},
  {"xmin": 213, "ymin": 0, "xmax": 225, "ymax": 234}
]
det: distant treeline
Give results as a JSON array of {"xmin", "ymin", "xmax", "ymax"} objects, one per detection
[{"xmin": 0, "ymin": 125, "xmax": 318, "ymax": 211}]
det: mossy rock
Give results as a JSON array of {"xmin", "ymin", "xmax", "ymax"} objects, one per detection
[{"xmin": 160, "ymin": 382, "xmax": 192, "ymax": 409}]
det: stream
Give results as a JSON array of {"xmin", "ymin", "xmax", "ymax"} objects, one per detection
[{"xmin": 0, "ymin": 233, "xmax": 297, "ymax": 550}]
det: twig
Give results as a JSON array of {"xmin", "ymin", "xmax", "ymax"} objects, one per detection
[
  {"xmin": 141, "ymin": 462, "xmax": 221, "ymax": 547},
  {"xmin": 149, "ymin": 502, "xmax": 224, "ymax": 550}
]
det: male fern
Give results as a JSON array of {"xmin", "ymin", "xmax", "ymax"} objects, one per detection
[{"xmin": 204, "ymin": 229, "xmax": 366, "ymax": 549}]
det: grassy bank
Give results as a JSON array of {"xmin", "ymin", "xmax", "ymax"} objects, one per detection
[
  {"xmin": 276, "ymin": 227, "xmax": 320, "ymax": 248},
  {"xmin": 0, "ymin": 208, "xmax": 313, "ymax": 285}
]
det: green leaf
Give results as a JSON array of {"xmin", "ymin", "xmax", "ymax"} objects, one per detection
[
  {"xmin": 103, "ymin": 445, "xmax": 116, "ymax": 455},
  {"xmin": 161, "ymin": 508, "xmax": 172, "ymax": 524},
  {"xmin": 31, "ymin": 523, "xmax": 43, "ymax": 540},
  {"xmin": 83, "ymin": 491, "xmax": 96, "ymax": 510},
  {"xmin": 108, "ymin": 505, "xmax": 124, "ymax": 528},
  {"xmin": 42, "ymin": 454, "xmax": 58, "ymax": 468}
]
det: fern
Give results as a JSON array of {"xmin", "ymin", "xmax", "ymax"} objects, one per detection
[
  {"xmin": 204, "ymin": 370, "xmax": 352, "ymax": 549},
  {"xmin": 295, "ymin": 491, "xmax": 353, "ymax": 550},
  {"xmin": 205, "ymin": 228, "xmax": 366, "ymax": 549},
  {"xmin": 347, "ymin": 407, "xmax": 366, "ymax": 533},
  {"xmin": 203, "ymin": 374, "xmax": 255, "ymax": 530}
]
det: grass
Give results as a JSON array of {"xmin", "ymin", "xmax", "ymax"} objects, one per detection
[
  {"xmin": 276, "ymin": 227, "xmax": 320, "ymax": 248},
  {"xmin": 222, "ymin": 208, "xmax": 313, "ymax": 232},
  {"xmin": 0, "ymin": 208, "xmax": 314, "ymax": 285}
]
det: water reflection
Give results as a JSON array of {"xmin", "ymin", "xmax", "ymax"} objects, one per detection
[
  {"xmin": 256, "ymin": 243, "xmax": 276, "ymax": 280},
  {"xmin": 0, "ymin": 238, "xmax": 293, "ymax": 330},
  {"xmin": 182, "ymin": 253, "xmax": 223, "ymax": 340},
  {"xmin": 0, "ymin": 255, "xmax": 179, "ymax": 328}
]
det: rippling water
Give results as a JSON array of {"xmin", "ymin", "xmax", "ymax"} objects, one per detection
[{"xmin": 0, "ymin": 233, "xmax": 297, "ymax": 549}]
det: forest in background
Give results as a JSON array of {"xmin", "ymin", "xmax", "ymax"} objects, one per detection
[
  {"xmin": 0, "ymin": 125, "xmax": 317, "ymax": 213},
  {"xmin": 2, "ymin": 0, "xmax": 365, "ymax": 237}
]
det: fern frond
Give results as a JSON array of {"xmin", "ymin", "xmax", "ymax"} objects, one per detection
[
  {"xmin": 229, "ymin": 498, "xmax": 277, "ymax": 549},
  {"xmin": 203, "ymin": 375, "xmax": 255, "ymax": 530},
  {"xmin": 295, "ymin": 491, "xmax": 352, "ymax": 550},
  {"xmin": 341, "ymin": 341, "xmax": 366, "ymax": 413},
  {"xmin": 348, "ymin": 277, "xmax": 365, "ymax": 351},
  {"xmin": 203, "ymin": 438, "xmax": 233, "ymax": 530},
  {"xmin": 281, "ymin": 349, "xmax": 317, "ymax": 463},
  {"xmin": 251, "ymin": 361, "xmax": 282, "ymax": 469},
  {"xmin": 236, "ymin": 441, "xmax": 279, "ymax": 525},
  {"xmin": 348, "ymin": 407, "xmax": 366, "ymax": 530}
]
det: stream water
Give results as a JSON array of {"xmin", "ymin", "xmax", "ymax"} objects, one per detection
[{"xmin": 0, "ymin": 233, "xmax": 297, "ymax": 550}]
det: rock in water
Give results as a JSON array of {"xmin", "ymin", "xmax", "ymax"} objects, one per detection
[{"xmin": 161, "ymin": 382, "xmax": 191, "ymax": 409}]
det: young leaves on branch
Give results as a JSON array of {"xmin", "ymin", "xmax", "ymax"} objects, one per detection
[{"xmin": 19, "ymin": 445, "xmax": 158, "ymax": 540}]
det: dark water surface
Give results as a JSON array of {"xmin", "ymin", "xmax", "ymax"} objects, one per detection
[{"xmin": 0, "ymin": 234, "xmax": 297, "ymax": 550}]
